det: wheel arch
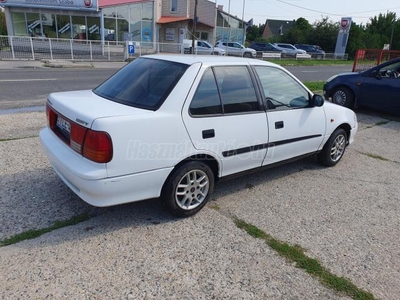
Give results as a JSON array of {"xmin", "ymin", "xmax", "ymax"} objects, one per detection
[
  {"xmin": 329, "ymin": 84, "xmax": 359, "ymax": 107},
  {"xmin": 163, "ymin": 153, "xmax": 221, "ymax": 191},
  {"xmin": 337, "ymin": 123, "xmax": 352, "ymax": 144}
]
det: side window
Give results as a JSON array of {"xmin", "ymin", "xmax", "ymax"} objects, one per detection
[
  {"xmin": 189, "ymin": 69, "xmax": 222, "ymax": 116},
  {"xmin": 214, "ymin": 66, "xmax": 260, "ymax": 113},
  {"xmin": 170, "ymin": 0, "xmax": 178, "ymax": 12},
  {"xmin": 255, "ymin": 66, "xmax": 309, "ymax": 111}
]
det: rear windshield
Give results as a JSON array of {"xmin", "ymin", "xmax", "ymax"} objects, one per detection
[{"xmin": 93, "ymin": 57, "xmax": 188, "ymax": 110}]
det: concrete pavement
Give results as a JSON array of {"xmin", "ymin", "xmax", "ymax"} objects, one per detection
[{"xmin": 1, "ymin": 108, "xmax": 400, "ymax": 298}]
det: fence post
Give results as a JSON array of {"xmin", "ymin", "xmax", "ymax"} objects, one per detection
[
  {"xmin": 90, "ymin": 40, "xmax": 93, "ymax": 60},
  {"xmin": 70, "ymin": 39, "xmax": 74, "ymax": 60},
  {"xmin": 49, "ymin": 38, "xmax": 53, "ymax": 60},
  {"xmin": 30, "ymin": 37, "xmax": 35, "ymax": 60},
  {"xmin": 10, "ymin": 36, "xmax": 15, "ymax": 59},
  {"xmin": 107, "ymin": 41, "xmax": 110, "ymax": 60}
]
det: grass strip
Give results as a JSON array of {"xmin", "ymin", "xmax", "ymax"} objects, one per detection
[
  {"xmin": 234, "ymin": 219, "xmax": 375, "ymax": 300},
  {"xmin": 0, "ymin": 136, "xmax": 38, "ymax": 142},
  {"xmin": 0, "ymin": 213, "xmax": 91, "ymax": 247},
  {"xmin": 273, "ymin": 59, "xmax": 354, "ymax": 67},
  {"xmin": 364, "ymin": 153, "xmax": 389, "ymax": 161},
  {"xmin": 303, "ymin": 81, "xmax": 324, "ymax": 92}
]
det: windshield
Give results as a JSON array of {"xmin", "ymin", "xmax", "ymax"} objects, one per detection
[{"xmin": 93, "ymin": 58, "xmax": 188, "ymax": 110}]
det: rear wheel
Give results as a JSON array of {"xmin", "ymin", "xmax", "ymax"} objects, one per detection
[
  {"xmin": 162, "ymin": 161, "xmax": 214, "ymax": 218},
  {"xmin": 331, "ymin": 87, "xmax": 354, "ymax": 108},
  {"xmin": 318, "ymin": 128, "xmax": 347, "ymax": 167}
]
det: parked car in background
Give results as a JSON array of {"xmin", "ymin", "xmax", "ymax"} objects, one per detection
[
  {"xmin": 274, "ymin": 43, "xmax": 306, "ymax": 57},
  {"xmin": 323, "ymin": 57, "xmax": 400, "ymax": 115},
  {"xmin": 181, "ymin": 39, "xmax": 226, "ymax": 55},
  {"xmin": 40, "ymin": 55, "xmax": 358, "ymax": 218},
  {"xmin": 215, "ymin": 41, "xmax": 256, "ymax": 58},
  {"xmin": 294, "ymin": 44, "xmax": 325, "ymax": 58},
  {"xmin": 249, "ymin": 42, "xmax": 283, "ymax": 53}
]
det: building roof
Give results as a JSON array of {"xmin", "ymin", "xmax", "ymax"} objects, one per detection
[
  {"xmin": 157, "ymin": 16, "xmax": 191, "ymax": 24},
  {"xmin": 262, "ymin": 19, "xmax": 294, "ymax": 39}
]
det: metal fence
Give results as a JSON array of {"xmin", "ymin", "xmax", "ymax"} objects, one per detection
[
  {"xmin": 0, "ymin": 35, "xmax": 349, "ymax": 62},
  {"xmin": 352, "ymin": 49, "xmax": 400, "ymax": 72},
  {"xmin": 0, "ymin": 36, "xmax": 183, "ymax": 61}
]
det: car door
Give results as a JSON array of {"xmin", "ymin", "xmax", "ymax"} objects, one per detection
[
  {"xmin": 182, "ymin": 65, "xmax": 269, "ymax": 176},
  {"xmin": 359, "ymin": 61, "xmax": 400, "ymax": 113},
  {"xmin": 253, "ymin": 66, "xmax": 326, "ymax": 165}
]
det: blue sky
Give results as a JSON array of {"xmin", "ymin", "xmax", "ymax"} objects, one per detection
[{"xmin": 215, "ymin": 0, "xmax": 400, "ymax": 25}]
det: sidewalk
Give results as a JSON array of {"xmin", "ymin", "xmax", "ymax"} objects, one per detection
[{"xmin": 0, "ymin": 59, "xmax": 128, "ymax": 70}]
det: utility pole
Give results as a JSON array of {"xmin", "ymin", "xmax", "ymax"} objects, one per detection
[{"xmin": 192, "ymin": 0, "xmax": 198, "ymax": 54}]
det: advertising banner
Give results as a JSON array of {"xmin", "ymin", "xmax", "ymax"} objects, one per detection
[
  {"xmin": 334, "ymin": 17, "xmax": 352, "ymax": 55},
  {"xmin": 0, "ymin": 0, "xmax": 99, "ymax": 12}
]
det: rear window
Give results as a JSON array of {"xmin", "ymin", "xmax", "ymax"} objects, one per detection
[{"xmin": 93, "ymin": 58, "xmax": 188, "ymax": 110}]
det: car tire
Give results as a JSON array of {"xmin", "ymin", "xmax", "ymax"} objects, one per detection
[
  {"xmin": 331, "ymin": 87, "xmax": 354, "ymax": 108},
  {"xmin": 244, "ymin": 52, "xmax": 252, "ymax": 58},
  {"xmin": 162, "ymin": 161, "xmax": 215, "ymax": 218},
  {"xmin": 317, "ymin": 128, "xmax": 347, "ymax": 167}
]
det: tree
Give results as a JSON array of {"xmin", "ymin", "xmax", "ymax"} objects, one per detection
[
  {"xmin": 308, "ymin": 17, "xmax": 338, "ymax": 52},
  {"xmin": 281, "ymin": 17, "xmax": 312, "ymax": 44},
  {"xmin": 0, "ymin": 9, "xmax": 7, "ymax": 35}
]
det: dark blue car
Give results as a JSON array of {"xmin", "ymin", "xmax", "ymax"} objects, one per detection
[{"xmin": 323, "ymin": 58, "xmax": 400, "ymax": 115}]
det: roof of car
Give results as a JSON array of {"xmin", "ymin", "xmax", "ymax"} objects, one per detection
[{"xmin": 141, "ymin": 54, "xmax": 281, "ymax": 67}]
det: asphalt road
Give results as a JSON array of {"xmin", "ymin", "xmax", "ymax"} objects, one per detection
[{"xmin": 0, "ymin": 65, "xmax": 352, "ymax": 110}]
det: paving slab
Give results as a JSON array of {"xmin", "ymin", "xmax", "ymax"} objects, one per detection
[
  {"xmin": 212, "ymin": 113, "xmax": 400, "ymax": 300},
  {"xmin": 0, "ymin": 205, "xmax": 347, "ymax": 299}
]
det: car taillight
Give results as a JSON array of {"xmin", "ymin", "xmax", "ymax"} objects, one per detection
[
  {"xmin": 47, "ymin": 104, "xmax": 113, "ymax": 163},
  {"xmin": 46, "ymin": 103, "xmax": 57, "ymax": 129},
  {"xmin": 70, "ymin": 122, "xmax": 87, "ymax": 154},
  {"xmin": 83, "ymin": 130, "xmax": 113, "ymax": 163}
]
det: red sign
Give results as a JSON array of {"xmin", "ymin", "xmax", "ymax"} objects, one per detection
[
  {"xmin": 341, "ymin": 19, "xmax": 349, "ymax": 28},
  {"xmin": 84, "ymin": 0, "xmax": 92, "ymax": 7}
]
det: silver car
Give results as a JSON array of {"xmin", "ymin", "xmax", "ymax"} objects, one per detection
[{"xmin": 274, "ymin": 43, "xmax": 306, "ymax": 58}]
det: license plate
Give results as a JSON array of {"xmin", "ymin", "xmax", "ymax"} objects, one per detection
[{"xmin": 56, "ymin": 115, "xmax": 71, "ymax": 136}]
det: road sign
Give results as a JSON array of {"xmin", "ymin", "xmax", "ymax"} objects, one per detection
[{"xmin": 128, "ymin": 42, "xmax": 135, "ymax": 54}]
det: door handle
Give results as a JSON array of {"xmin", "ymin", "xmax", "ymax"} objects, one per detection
[
  {"xmin": 202, "ymin": 129, "xmax": 215, "ymax": 139},
  {"xmin": 275, "ymin": 121, "xmax": 284, "ymax": 129}
]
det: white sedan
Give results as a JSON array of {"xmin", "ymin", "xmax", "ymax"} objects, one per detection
[{"xmin": 40, "ymin": 55, "xmax": 358, "ymax": 217}]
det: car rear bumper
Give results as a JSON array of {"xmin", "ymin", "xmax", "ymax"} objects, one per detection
[{"xmin": 40, "ymin": 127, "xmax": 173, "ymax": 207}]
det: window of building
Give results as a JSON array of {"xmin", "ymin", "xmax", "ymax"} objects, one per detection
[
  {"xmin": 72, "ymin": 16, "xmax": 86, "ymax": 40},
  {"xmin": 57, "ymin": 15, "xmax": 72, "ymax": 39},
  {"xmin": 26, "ymin": 13, "xmax": 41, "ymax": 37},
  {"xmin": 41, "ymin": 13, "xmax": 56, "ymax": 38},
  {"xmin": 171, "ymin": 0, "xmax": 178, "ymax": 12},
  {"xmin": 11, "ymin": 12, "xmax": 26, "ymax": 36},
  {"xmin": 87, "ymin": 17, "xmax": 101, "ymax": 40},
  {"xmin": 195, "ymin": 31, "xmax": 208, "ymax": 41}
]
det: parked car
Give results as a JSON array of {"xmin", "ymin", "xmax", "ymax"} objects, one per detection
[
  {"xmin": 249, "ymin": 42, "xmax": 283, "ymax": 53},
  {"xmin": 323, "ymin": 57, "xmax": 400, "ymax": 115},
  {"xmin": 294, "ymin": 44, "xmax": 325, "ymax": 58},
  {"xmin": 214, "ymin": 41, "xmax": 256, "ymax": 58},
  {"xmin": 274, "ymin": 43, "xmax": 306, "ymax": 57},
  {"xmin": 181, "ymin": 39, "xmax": 226, "ymax": 56},
  {"xmin": 40, "ymin": 55, "xmax": 358, "ymax": 217}
]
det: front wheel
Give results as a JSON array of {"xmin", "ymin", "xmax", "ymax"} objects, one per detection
[
  {"xmin": 318, "ymin": 128, "xmax": 347, "ymax": 167},
  {"xmin": 243, "ymin": 52, "xmax": 252, "ymax": 58},
  {"xmin": 162, "ymin": 161, "xmax": 215, "ymax": 218},
  {"xmin": 331, "ymin": 87, "xmax": 354, "ymax": 108}
]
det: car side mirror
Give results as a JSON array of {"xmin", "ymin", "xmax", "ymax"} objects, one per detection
[
  {"xmin": 310, "ymin": 94, "xmax": 324, "ymax": 107},
  {"xmin": 372, "ymin": 70, "xmax": 382, "ymax": 79}
]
